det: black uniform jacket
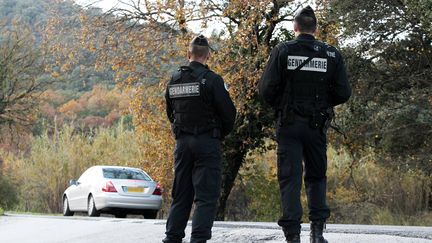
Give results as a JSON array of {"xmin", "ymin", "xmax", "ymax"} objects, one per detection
[
  {"xmin": 258, "ymin": 34, "xmax": 351, "ymax": 109},
  {"xmin": 165, "ymin": 61, "xmax": 237, "ymax": 137}
]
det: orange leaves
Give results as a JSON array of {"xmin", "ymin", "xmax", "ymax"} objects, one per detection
[
  {"xmin": 127, "ymin": 83, "xmax": 174, "ymax": 193},
  {"xmin": 58, "ymin": 100, "xmax": 82, "ymax": 119},
  {"xmin": 51, "ymin": 71, "xmax": 61, "ymax": 78},
  {"xmin": 52, "ymin": 85, "xmax": 133, "ymax": 127},
  {"xmin": 67, "ymin": 1, "xmax": 302, "ymax": 211}
]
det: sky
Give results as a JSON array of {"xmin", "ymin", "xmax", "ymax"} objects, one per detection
[
  {"xmin": 74, "ymin": 0, "xmax": 224, "ymax": 36},
  {"xmin": 75, "ymin": 0, "xmax": 116, "ymax": 11},
  {"xmin": 72, "ymin": 1, "xmax": 360, "ymax": 48},
  {"xmin": 74, "ymin": 0, "xmax": 298, "ymax": 37}
]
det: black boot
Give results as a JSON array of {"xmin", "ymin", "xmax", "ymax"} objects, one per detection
[
  {"xmin": 286, "ymin": 234, "xmax": 301, "ymax": 243},
  {"xmin": 310, "ymin": 222, "xmax": 328, "ymax": 243},
  {"xmin": 282, "ymin": 227, "xmax": 300, "ymax": 243},
  {"xmin": 190, "ymin": 239, "xmax": 206, "ymax": 243},
  {"xmin": 162, "ymin": 237, "xmax": 182, "ymax": 243}
]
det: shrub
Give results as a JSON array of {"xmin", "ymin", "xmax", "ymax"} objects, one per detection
[
  {"xmin": 5, "ymin": 123, "xmax": 145, "ymax": 213},
  {"xmin": 0, "ymin": 172, "xmax": 18, "ymax": 210},
  {"xmin": 225, "ymin": 144, "xmax": 432, "ymax": 225},
  {"xmin": 225, "ymin": 145, "xmax": 281, "ymax": 222}
]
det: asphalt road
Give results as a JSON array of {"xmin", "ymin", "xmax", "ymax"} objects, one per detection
[{"xmin": 1, "ymin": 213, "xmax": 431, "ymax": 243}]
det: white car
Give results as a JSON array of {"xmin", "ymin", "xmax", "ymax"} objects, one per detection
[{"xmin": 63, "ymin": 165, "xmax": 162, "ymax": 218}]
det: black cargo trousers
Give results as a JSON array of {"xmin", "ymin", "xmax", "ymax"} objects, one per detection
[
  {"xmin": 165, "ymin": 131, "xmax": 222, "ymax": 243},
  {"xmin": 276, "ymin": 118, "xmax": 330, "ymax": 235}
]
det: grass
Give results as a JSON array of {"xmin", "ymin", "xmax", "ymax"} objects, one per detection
[
  {"xmin": 0, "ymin": 207, "xmax": 4, "ymax": 216},
  {"xmin": 371, "ymin": 210, "xmax": 432, "ymax": 226}
]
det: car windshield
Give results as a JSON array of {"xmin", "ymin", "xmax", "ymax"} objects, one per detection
[{"xmin": 102, "ymin": 168, "xmax": 151, "ymax": 181}]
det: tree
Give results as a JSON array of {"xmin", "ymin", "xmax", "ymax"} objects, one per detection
[
  {"xmin": 75, "ymin": 0, "xmax": 311, "ymax": 220},
  {"xmin": 322, "ymin": 0, "xmax": 432, "ymax": 170},
  {"xmin": 0, "ymin": 27, "xmax": 44, "ymax": 127},
  {"xmin": 320, "ymin": 0, "xmax": 432, "ymax": 211}
]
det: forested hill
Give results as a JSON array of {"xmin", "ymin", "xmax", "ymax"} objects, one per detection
[
  {"xmin": 0, "ymin": 0, "xmax": 115, "ymax": 92},
  {"xmin": 0, "ymin": 0, "xmax": 53, "ymax": 28},
  {"xmin": 0, "ymin": 0, "xmax": 132, "ymax": 136}
]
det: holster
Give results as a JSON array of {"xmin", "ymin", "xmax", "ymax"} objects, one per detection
[
  {"xmin": 307, "ymin": 108, "xmax": 334, "ymax": 131},
  {"xmin": 315, "ymin": 108, "xmax": 334, "ymax": 133}
]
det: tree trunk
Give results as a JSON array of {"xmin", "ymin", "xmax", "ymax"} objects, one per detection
[
  {"xmin": 216, "ymin": 137, "xmax": 246, "ymax": 220},
  {"xmin": 216, "ymin": 106, "xmax": 273, "ymax": 220}
]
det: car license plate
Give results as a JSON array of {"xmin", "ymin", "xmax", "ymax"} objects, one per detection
[{"xmin": 126, "ymin": 187, "xmax": 144, "ymax": 193}]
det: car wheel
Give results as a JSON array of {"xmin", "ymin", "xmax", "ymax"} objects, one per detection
[
  {"xmin": 143, "ymin": 210, "xmax": 158, "ymax": 219},
  {"xmin": 87, "ymin": 195, "xmax": 100, "ymax": 217},
  {"xmin": 63, "ymin": 197, "xmax": 74, "ymax": 216},
  {"xmin": 114, "ymin": 213, "xmax": 127, "ymax": 218}
]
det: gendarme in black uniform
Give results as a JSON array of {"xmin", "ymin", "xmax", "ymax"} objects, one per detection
[
  {"xmin": 259, "ymin": 6, "xmax": 351, "ymax": 243},
  {"xmin": 164, "ymin": 35, "xmax": 236, "ymax": 243}
]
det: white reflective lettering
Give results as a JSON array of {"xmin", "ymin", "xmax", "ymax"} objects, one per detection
[
  {"xmin": 168, "ymin": 82, "xmax": 201, "ymax": 98},
  {"xmin": 287, "ymin": 55, "xmax": 328, "ymax": 72}
]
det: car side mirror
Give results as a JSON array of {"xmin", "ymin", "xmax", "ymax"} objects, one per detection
[{"xmin": 69, "ymin": 179, "xmax": 77, "ymax": 186}]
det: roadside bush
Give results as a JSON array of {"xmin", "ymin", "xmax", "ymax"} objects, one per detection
[
  {"xmin": 0, "ymin": 163, "xmax": 18, "ymax": 210},
  {"xmin": 0, "ymin": 207, "xmax": 4, "ymax": 215},
  {"xmin": 326, "ymin": 146, "xmax": 432, "ymax": 225},
  {"xmin": 226, "ymin": 160, "xmax": 281, "ymax": 222},
  {"xmin": 225, "ymin": 145, "xmax": 281, "ymax": 222},
  {"xmin": 3, "ymin": 123, "xmax": 430, "ymax": 225},
  {"xmin": 0, "ymin": 177, "xmax": 17, "ymax": 210},
  {"xmin": 225, "ymin": 145, "xmax": 432, "ymax": 225},
  {"xmin": 4, "ymin": 123, "xmax": 145, "ymax": 213}
]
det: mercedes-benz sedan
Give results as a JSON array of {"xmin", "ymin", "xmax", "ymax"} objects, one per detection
[{"xmin": 63, "ymin": 165, "xmax": 162, "ymax": 218}]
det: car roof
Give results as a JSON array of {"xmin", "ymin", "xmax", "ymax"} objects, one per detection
[{"xmin": 91, "ymin": 165, "xmax": 144, "ymax": 171}]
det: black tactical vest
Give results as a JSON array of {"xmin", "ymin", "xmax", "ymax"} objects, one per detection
[
  {"xmin": 284, "ymin": 40, "xmax": 332, "ymax": 116},
  {"xmin": 167, "ymin": 66, "xmax": 220, "ymax": 135}
]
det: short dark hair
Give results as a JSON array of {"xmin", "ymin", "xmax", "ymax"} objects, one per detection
[
  {"xmin": 189, "ymin": 44, "xmax": 210, "ymax": 58},
  {"xmin": 294, "ymin": 15, "xmax": 317, "ymax": 33}
]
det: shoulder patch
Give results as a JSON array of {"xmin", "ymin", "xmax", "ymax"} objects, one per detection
[
  {"xmin": 168, "ymin": 82, "xmax": 200, "ymax": 98},
  {"xmin": 326, "ymin": 51, "xmax": 336, "ymax": 58}
]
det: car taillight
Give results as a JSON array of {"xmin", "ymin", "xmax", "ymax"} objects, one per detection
[
  {"xmin": 152, "ymin": 183, "xmax": 162, "ymax": 196},
  {"xmin": 102, "ymin": 181, "xmax": 117, "ymax": 193}
]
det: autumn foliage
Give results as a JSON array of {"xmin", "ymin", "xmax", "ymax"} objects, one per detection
[{"xmin": 0, "ymin": 0, "xmax": 431, "ymax": 225}]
